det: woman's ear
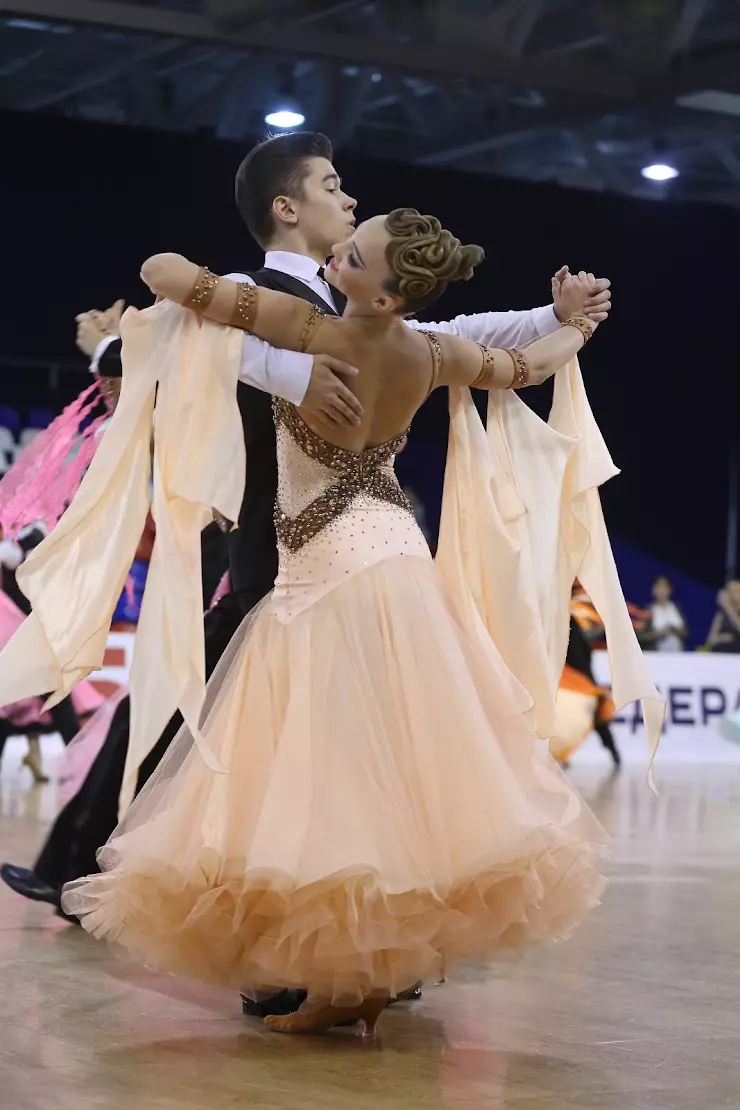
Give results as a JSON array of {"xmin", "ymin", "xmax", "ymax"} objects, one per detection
[{"xmin": 372, "ymin": 291, "xmax": 404, "ymax": 314}]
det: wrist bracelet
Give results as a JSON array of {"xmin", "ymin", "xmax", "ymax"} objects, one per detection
[{"xmin": 561, "ymin": 314, "xmax": 593, "ymax": 344}]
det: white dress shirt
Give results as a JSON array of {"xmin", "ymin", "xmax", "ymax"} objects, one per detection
[
  {"xmin": 91, "ymin": 251, "xmax": 560, "ymax": 406},
  {"xmin": 89, "ymin": 333, "xmax": 118, "ymax": 375}
]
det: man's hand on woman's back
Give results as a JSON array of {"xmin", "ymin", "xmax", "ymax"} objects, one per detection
[{"xmin": 302, "ymin": 353, "xmax": 363, "ymax": 429}]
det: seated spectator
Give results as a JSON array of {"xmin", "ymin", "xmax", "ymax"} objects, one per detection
[
  {"xmin": 645, "ymin": 576, "xmax": 688, "ymax": 652},
  {"xmin": 706, "ymin": 579, "xmax": 740, "ymax": 653}
]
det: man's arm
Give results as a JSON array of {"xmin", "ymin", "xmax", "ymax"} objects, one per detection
[
  {"xmin": 406, "ymin": 267, "xmax": 611, "ymax": 348},
  {"xmin": 406, "ymin": 304, "xmax": 559, "ymax": 347}
]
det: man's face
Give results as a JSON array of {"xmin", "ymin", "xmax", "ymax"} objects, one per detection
[{"xmin": 293, "ymin": 157, "xmax": 357, "ymax": 257}]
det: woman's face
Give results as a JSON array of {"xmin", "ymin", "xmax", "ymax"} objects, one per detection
[{"xmin": 328, "ymin": 215, "xmax": 403, "ymax": 314}]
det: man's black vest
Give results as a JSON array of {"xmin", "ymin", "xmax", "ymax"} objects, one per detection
[{"xmin": 229, "ymin": 269, "xmax": 343, "ymax": 595}]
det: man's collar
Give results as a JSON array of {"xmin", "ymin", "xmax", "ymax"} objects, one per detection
[{"xmin": 263, "ymin": 251, "xmax": 323, "ymax": 282}]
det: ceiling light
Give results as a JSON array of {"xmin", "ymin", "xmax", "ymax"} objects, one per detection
[
  {"xmin": 641, "ymin": 162, "xmax": 679, "ymax": 182},
  {"xmin": 264, "ymin": 108, "xmax": 305, "ymax": 129}
]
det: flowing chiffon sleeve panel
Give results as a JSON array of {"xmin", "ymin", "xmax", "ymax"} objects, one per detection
[
  {"xmin": 120, "ymin": 304, "xmax": 245, "ymax": 814},
  {"xmin": 437, "ymin": 357, "xmax": 664, "ymax": 782},
  {"xmin": 0, "ymin": 301, "xmax": 246, "ymax": 815},
  {"xmin": 436, "ymin": 384, "xmax": 569, "ymax": 742},
  {"xmin": 0, "ymin": 313, "xmax": 156, "ymax": 712},
  {"xmin": 548, "ymin": 361, "xmax": 665, "ymax": 783}
]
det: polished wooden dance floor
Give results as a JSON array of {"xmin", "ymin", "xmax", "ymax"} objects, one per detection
[{"xmin": 2, "ymin": 754, "xmax": 740, "ymax": 1109}]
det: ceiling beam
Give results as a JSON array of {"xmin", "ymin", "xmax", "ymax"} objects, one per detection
[
  {"xmin": 16, "ymin": 35, "xmax": 181, "ymax": 110},
  {"xmin": 206, "ymin": 0, "xmax": 302, "ymax": 30},
  {"xmin": 215, "ymin": 55, "xmax": 277, "ymax": 141},
  {"xmin": 508, "ymin": 0, "xmax": 546, "ymax": 58},
  {"xmin": 332, "ymin": 65, "xmax": 375, "ymax": 146},
  {"xmin": 663, "ymin": 0, "xmax": 712, "ymax": 61},
  {"xmin": 174, "ymin": 59, "xmax": 254, "ymax": 130},
  {"xmin": 276, "ymin": 0, "xmax": 369, "ymax": 28},
  {"xmin": 710, "ymin": 141, "xmax": 740, "ymax": 183},
  {"xmin": 415, "ymin": 101, "xmax": 603, "ymax": 166},
  {"xmin": 562, "ymin": 127, "xmax": 634, "ymax": 193},
  {"xmin": 0, "ymin": 0, "xmax": 637, "ymax": 100}
]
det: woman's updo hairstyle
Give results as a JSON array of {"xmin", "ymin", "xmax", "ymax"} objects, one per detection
[{"xmin": 383, "ymin": 208, "xmax": 484, "ymax": 315}]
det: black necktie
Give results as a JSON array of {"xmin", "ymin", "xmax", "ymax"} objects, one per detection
[{"xmin": 318, "ymin": 265, "xmax": 346, "ymax": 315}]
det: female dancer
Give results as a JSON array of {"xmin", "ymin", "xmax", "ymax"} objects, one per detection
[{"xmin": 15, "ymin": 210, "xmax": 659, "ymax": 1034}]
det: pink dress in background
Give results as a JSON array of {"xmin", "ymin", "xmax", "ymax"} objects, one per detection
[{"xmin": 0, "ymin": 589, "xmax": 104, "ymax": 732}]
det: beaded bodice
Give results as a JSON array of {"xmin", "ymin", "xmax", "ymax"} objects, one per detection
[{"xmin": 273, "ymin": 398, "xmax": 414, "ymax": 554}]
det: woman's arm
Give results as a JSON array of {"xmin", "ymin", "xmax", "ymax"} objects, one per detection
[
  {"xmin": 141, "ymin": 254, "xmax": 341, "ymax": 356},
  {"xmin": 436, "ymin": 314, "xmax": 592, "ymax": 392},
  {"xmin": 435, "ymin": 270, "xmax": 597, "ymax": 392}
]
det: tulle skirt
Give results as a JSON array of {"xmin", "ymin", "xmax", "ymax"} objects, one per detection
[
  {"xmin": 58, "ymin": 685, "xmax": 129, "ymax": 805},
  {"xmin": 63, "ymin": 556, "xmax": 607, "ymax": 1004}
]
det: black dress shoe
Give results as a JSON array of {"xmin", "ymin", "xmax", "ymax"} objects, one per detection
[
  {"xmin": 241, "ymin": 989, "xmax": 308, "ymax": 1018},
  {"xmin": 389, "ymin": 982, "xmax": 423, "ymax": 1005},
  {"xmin": 0, "ymin": 864, "xmax": 59, "ymax": 906}
]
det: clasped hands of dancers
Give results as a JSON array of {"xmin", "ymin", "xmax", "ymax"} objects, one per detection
[{"xmin": 1, "ymin": 132, "xmax": 663, "ymax": 1041}]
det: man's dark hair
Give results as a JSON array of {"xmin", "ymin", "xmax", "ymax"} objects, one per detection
[{"xmin": 235, "ymin": 131, "xmax": 333, "ymax": 248}]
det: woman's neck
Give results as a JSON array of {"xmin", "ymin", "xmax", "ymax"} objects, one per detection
[{"xmin": 342, "ymin": 302, "xmax": 402, "ymax": 333}]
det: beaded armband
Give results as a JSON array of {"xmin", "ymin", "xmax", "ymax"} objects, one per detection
[
  {"xmin": 184, "ymin": 266, "xmax": 219, "ymax": 312},
  {"xmin": 229, "ymin": 282, "xmax": 258, "ymax": 330},
  {"xmin": 470, "ymin": 345, "xmax": 497, "ymax": 389},
  {"xmin": 505, "ymin": 348, "xmax": 530, "ymax": 390},
  {"xmin": 299, "ymin": 304, "xmax": 327, "ymax": 352}
]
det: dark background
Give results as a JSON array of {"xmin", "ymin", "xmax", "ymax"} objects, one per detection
[{"xmin": 3, "ymin": 108, "xmax": 739, "ymax": 607}]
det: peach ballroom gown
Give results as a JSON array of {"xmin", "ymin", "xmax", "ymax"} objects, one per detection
[{"xmin": 0, "ymin": 303, "xmax": 663, "ymax": 1006}]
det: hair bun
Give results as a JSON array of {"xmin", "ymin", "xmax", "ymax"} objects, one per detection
[
  {"xmin": 385, "ymin": 208, "xmax": 484, "ymax": 306},
  {"xmin": 451, "ymin": 243, "xmax": 485, "ymax": 283}
]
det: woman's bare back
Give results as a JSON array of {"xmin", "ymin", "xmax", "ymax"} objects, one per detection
[{"xmin": 301, "ymin": 317, "xmax": 441, "ymax": 453}]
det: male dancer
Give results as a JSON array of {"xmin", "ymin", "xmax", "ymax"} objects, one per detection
[{"xmin": 1, "ymin": 131, "xmax": 612, "ymax": 1014}]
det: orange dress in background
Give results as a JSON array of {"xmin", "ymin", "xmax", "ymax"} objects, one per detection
[{"xmin": 550, "ymin": 592, "xmax": 616, "ymax": 764}]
